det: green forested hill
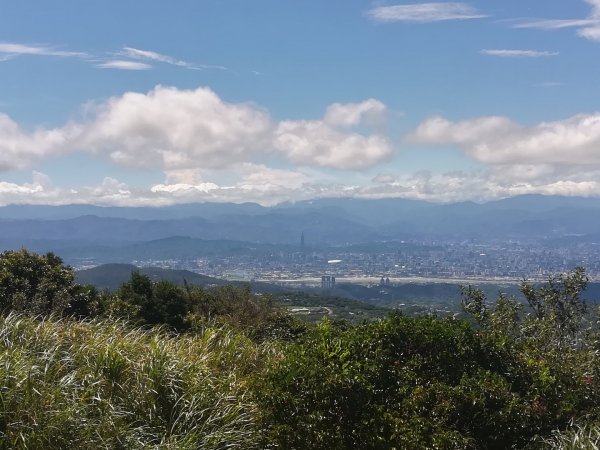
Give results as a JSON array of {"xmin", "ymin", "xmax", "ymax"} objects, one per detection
[
  {"xmin": 75, "ymin": 263, "xmax": 288, "ymax": 294},
  {"xmin": 75, "ymin": 263, "xmax": 224, "ymax": 291}
]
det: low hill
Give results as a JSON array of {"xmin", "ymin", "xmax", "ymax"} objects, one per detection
[
  {"xmin": 75, "ymin": 263, "xmax": 291, "ymax": 295},
  {"xmin": 75, "ymin": 264, "xmax": 393, "ymax": 320},
  {"xmin": 75, "ymin": 263, "xmax": 225, "ymax": 291}
]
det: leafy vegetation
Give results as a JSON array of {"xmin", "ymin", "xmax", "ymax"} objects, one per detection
[
  {"xmin": 1, "ymin": 250, "xmax": 600, "ymax": 448},
  {"xmin": 0, "ymin": 249, "xmax": 80, "ymax": 316}
]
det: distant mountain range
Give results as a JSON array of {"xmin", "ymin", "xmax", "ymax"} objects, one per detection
[{"xmin": 2, "ymin": 195, "xmax": 600, "ymax": 258}]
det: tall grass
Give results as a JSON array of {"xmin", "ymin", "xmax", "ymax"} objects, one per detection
[
  {"xmin": 0, "ymin": 313, "xmax": 274, "ymax": 449},
  {"xmin": 541, "ymin": 424, "xmax": 600, "ymax": 450}
]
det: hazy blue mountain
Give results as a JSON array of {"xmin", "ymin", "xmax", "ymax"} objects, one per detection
[
  {"xmin": 0, "ymin": 212, "xmax": 380, "ymax": 245},
  {"xmin": 480, "ymin": 195, "xmax": 600, "ymax": 213},
  {"xmin": 0, "ymin": 202, "xmax": 267, "ymax": 220},
  {"xmin": 275, "ymin": 197, "xmax": 435, "ymax": 226},
  {"xmin": 1, "ymin": 195, "xmax": 600, "ymax": 247},
  {"xmin": 0, "ymin": 236, "xmax": 306, "ymax": 266},
  {"xmin": 124, "ymin": 236, "xmax": 289, "ymax": 260}
]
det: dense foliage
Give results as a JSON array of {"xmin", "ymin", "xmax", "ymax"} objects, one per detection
[
  {"xmin": 0, "ymin": 249, "xmax": 80, "ymax": 316},
  {"xmin": 255, "ymin": 307, "xmax": 600, "ymax": 449},
  {"xmin": 0, "ymin": 250, "xmax": 599, "ymax": 448}
]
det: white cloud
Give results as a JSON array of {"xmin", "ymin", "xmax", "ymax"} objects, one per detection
[
  {"xmin": 579, "ymin": 24, "xmax": 600, "ymax": 40},
  {"xmin": 324, "ymin": 99, "xmax": 387, "ymax": 127},
  {"xmin": 409, "ymin": 113, "xmax": 600, "ymax": 167},
  {"xmin": 121, "ymin": 47, "xmax": 187, "ymax": 66},
  {"xmin": 0, "ymin": 86, "xmax": 391, "ymax": 174},
  {"xmin": 0, "ymin": 172, "xmax": 66, "ymax": 206},
  {"xmin": 514, "ymin": 19, "xmax": 596, "ymax": 31},
  {"xmin": 514, "ymin": 0, "xmax": 600, "ymax": 42},
  {"xmin": 274, "ymin": 120, "xmax": 392, "ymax": 170},
  {"xmin": 0, "ymin": 173, "xmax": 158, "ymax": 207},
  {"xmin": 0, "ymin": 42, "xmax": 231, "ymax": 72},
  {"xmin": 0, "ymin": 42, "xmax": 87, "ymax": 58},
  {"xmin": 78, "ymin": 87, "xmax": 391, "ymax": 171},
  {"xmin": 151, "ymin": 182, "xmax": 220, "ymax": 195},
  {"xmin": 237, "ymin": 164, "xmax": 310, "ymax": 190},
  {"xmin": 90, "ymin": 177, "xmax": 132, "ymax": 200},
  {"xmin": 11, "ymin": 83, "xmax": 600, "ymax": 205},
  {"xmin": 331, "ymin": 166, "xmax": 600, "ymax": 203},
  {"xmin": 274, "ymin": 99, "xmax": 392, "ymax": 170},
  {"xmin": 0, "ymin": 113, "xmax": 76, "ymax": 171},
  {"xmin": 78, "ymin": 86, "xmax": 273, "ymax": 169},
  {"xmin": 368, "ymin": 2, "xmax": 486, "ymax": 23},
  {"xmin": 480, "ymin": 49, "xmax": 559, "ymax": 58},
  {"xmin": 0, "ymin": 180, "xmax": 43, "ymax": 196},
  {"xmin": 151, "ymin": 164, "xmax": 311, "ymax": 205},
  {"xmin": 96, "ymin": 60, "xmax": 152, "ymax": 70},
  {"xmin": 7, "ymin": 165, "xmax": 600, "ymax": 207},
  {"xmin": 120, "ymin": 46, "xmax": 228, "ymax": 71},
  {"xmin": 163, "ymin": 169, "xmax": 207, "ymax": 185},
  {"xmin": 359, "ymin": 171, "xmax": 600, "ymax": 202}
]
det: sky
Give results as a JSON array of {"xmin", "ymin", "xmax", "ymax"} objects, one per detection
[{"xmin": 1, "ymin": 0, "xmax": 600, "ymax": 206}]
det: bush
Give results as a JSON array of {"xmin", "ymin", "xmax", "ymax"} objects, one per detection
[{"xmin": 255, "ymin": 313, "xmax": 543, "ymax": 449}]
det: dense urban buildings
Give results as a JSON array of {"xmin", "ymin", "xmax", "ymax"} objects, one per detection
[{"xmin": 118, "ymin": 238, "xmax": 600, "ymax": 286}]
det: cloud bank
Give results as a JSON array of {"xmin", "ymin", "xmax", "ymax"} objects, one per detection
[
  {"xmin": 6, "ymin": 166, "xmax": 600, "ymax": 207},
  {"xmin": 0, "ymin": 86, "xmax": 392, "ymax": 173},
  {"xmin": 409, "ymin": 113, "xmax": 600, "ymax": 167},
  {"xmin": 4, "ymin": 86, "xmax": 600, "ymax": 206}
]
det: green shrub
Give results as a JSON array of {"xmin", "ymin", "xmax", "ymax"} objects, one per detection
[
  {"xmin": 0, "ymin": 249, "xmax": 76, "ymax": 316},
  {"xmin": 256, "ymin": 314, "xmax": 528, "ymax": 449}
]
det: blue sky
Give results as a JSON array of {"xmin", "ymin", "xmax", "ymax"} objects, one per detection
[{"xmin": 1, "ymin": 0, "xmax": 600, "ymax": 205}]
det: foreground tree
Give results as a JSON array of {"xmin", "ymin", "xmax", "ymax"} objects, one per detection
[
  {"xmin": 114, "ymin": 272, "xmax": 189, "ymax": 329},
  {"xmin": 461, "ymin": 267, "xmax": 600, "ymax": 445},
  {"xmin": 112, "ymin": 272, "xmax": 278, "ymax": 332},
  {"xmin": 461, "ymin": 266, "xmax": 592, "ymax": 347},
  {"xmin": 0, "ymin": 249, "xmax": 77, "ymax": 315}
]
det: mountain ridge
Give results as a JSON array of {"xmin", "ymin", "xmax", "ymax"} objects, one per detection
[{"xmin": 1, "ymin": 195, "xmax": 600, "ymax": 248}]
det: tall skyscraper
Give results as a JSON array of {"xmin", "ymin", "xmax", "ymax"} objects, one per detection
[
  {"xmin": 321, "ymin": 275, "xmax": 335, "ymax": 289},
  {"xmin": 300, "ymin": 232, "xmax": 305, "ymax": 251}
]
